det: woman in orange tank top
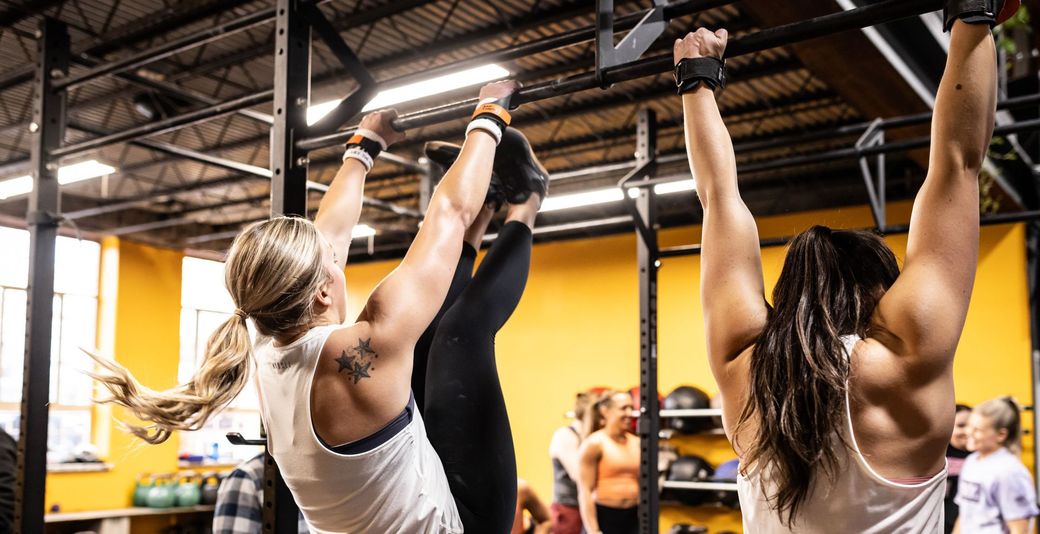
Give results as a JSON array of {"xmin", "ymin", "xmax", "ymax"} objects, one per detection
[{"xmin": 577, "ymin": 391, "xmax": 640, "ymax": 534}]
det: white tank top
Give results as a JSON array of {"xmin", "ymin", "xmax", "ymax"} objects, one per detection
[
  {"xmin": 254, "ymin": 324, "xmax": 463, "ymax": 534},
  {"xmin": 736, "ymin": 336, "xmax": 947, "ymax": 533}
]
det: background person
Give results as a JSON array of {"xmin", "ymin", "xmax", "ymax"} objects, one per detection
[
  {"xmin": 946, "ymin": 403, "xmax": 973, "ymax": 534},
  {"xmin": 578, "ymin": 391, "xmax": 639, "ymax": 534},
  {"xmin": 213, "ymin": 453, "xmax": 309, "ymax": 534},
  {"xmin": 953, "ymin": 397, "xmax": 1039, "ymax": 534},
  {"xmin": 548, "ymin": 391, "xmax": 591, "ymax": 534}
]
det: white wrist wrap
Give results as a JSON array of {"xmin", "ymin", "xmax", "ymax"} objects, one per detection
[
  {"xmin": 343, "ymin": 146, "xmax": 374, "ymax": 171},
  {"xmin": 466, "ymin": 117, "xmax": 503, "ymax": 144}
]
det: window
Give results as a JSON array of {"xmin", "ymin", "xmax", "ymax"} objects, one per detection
[
  {"xmin": 179, "ymin": 256, "xmax": 262, "ymax": 464},
  {"xmin": 0, "ymin": 226, "xmax": 100, "ymax": 461}
]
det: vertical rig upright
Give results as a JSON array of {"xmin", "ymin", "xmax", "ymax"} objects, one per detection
[
  {"xmin": 17, "ymin": 17, "xmax": 68, "ymax": 533},
  {"xmin": 265, "ymin": 0, "xmax": 310, "ymax": 531},
  {"xmin": 270, "ymin": 0, "xmax": 311, "ymax": 217},
  {"xmin": 633, "ymin": 108, "xmax": 660, "ymax": 534},
  {"xmin": 1029, "ymin": 223, "xmax": 1040, "ymax": 498}
]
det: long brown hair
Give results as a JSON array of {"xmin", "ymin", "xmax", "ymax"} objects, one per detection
[
  {"xmin": 87, "ymin": 217, "xmax": 332, "ymax": 444},
  {"xmin": 736, "ymin": 225, "xmax": 899, "ymax": 525}
]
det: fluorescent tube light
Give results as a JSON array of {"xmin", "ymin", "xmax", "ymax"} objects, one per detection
[
  {"xmin": 654, "ymin": 179, "xmax": 696, "ymax": 194},
  {"xmin": 352, "ymin": 224, "xmax": 376, "ymax": 238},
  {"xmin": 536, "ymin": 179, "xmax": 696, "ymax": 213},
  {"xmin": 307, "ymin": 100, "xmax": 341, "ymax": 125},
  {"xmin": 363, "ymin": 64, "xmax": 510, "ymax": 111},
  {"xmin": 58, "ymin": 160, "xmax": 117, "ymax": 184},
  {"xmin": 539, "ymin": 188, "xmax": 627, "ymax": 213},
  {"xmin": 0, "ymin": 176, "xmax": 31, "ymax": 200},
  {"xmin": 307, "ymin": 64, "xmax": 511, "ymax": 124},
  {"xmin": 0, "ymin": 159, "xmax": 116, "ymax": 200}
]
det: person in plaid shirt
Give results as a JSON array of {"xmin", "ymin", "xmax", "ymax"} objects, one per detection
[{"xmin": 213, "ymin": 454, "xmax": 308, "ymax": 534}]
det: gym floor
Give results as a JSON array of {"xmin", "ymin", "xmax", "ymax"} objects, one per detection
[{"xmin": 0, "ymin": 1, "xmax": 1037, "ymax": 533}]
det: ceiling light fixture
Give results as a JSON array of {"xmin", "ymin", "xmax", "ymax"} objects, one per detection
[
  {"xmin": 307, "ymin": 64, "xmax": 511, "ymax": 124},
  {"xmin": 0, "ymin": 160, "xmax": 117, "ymax": 200}
]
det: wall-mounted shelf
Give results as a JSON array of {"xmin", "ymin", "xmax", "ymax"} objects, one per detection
[
  {"xmin": 660, "ymin": 409, "xmax": 722, "ymax": 418},
  {"xmin": 662, "ymin": 480, "xmax": 738, "ymax": 492},
  {"xmin": 658, "ymin": 427, "xmax": 726, "ymax": 439}
]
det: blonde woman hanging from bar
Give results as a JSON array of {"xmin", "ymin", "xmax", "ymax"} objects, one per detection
[{"xmin": 85, "ymin": 78, "xmax": 555, "ymax": 534}]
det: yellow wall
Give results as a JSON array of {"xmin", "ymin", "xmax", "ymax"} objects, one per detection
[
  {"xmin": 45, "ymin": 201, "xmax": 1032, "ymax": 531},
  {"xmin": 344, "ymin": 202, "xmax": 1034, "ymax": 533},
  {"xmin": 45, "ymin": 238, "xmax": 184, "ymax": 513}
]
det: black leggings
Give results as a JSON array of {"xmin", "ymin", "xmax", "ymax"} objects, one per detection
[
  {"xmin": 412, "ymin": 221, "xmax": 532, "ymax": 534},
  {"xmin": 595, "ymin": 504, "xmax": 638, "ymax": 534}
]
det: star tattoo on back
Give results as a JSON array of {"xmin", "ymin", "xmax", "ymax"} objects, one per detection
[
  {"xmin": 356, "ymin": 337, "xmax": 376, "ymax": 358},
  {"xmin": 336, "ymin": 338, "xmax": 378, "ymax": 384},
  {"xmin": 335, "ymin": 352, "xmax": 354, "ymax": 373}
]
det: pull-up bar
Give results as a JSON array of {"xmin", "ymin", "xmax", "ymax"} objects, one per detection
[
  {"xmin": 45, "ymin": 0, "xmax": 724, "ymax": 162},
  {"xmin": 296, "ymin": 0, "xmax": 943, "ymax": 152}
]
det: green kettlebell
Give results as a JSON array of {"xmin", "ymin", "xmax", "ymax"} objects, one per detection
[
  {"xmin": 175, "ymin": 474, "xmax": 202, "ymax": 507},
  {"xmin": 132, "ymin": 474, "xmax": 153, "ymax": 507},
  {"xmin": 146, "ymin": 476, "xmax": 176, "ymax": 508}
]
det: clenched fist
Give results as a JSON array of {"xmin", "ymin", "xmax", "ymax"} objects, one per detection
[
  {"xmin": 674, "ymin": 28, "xmax": 728, "ymax": 64},
  {"xmin": 358, "ymin": 109, "xmax": 405, "ymax": 147},
  {"xmin": 478, "ymin": 80, "xmax": 521, "ymax": 102}
]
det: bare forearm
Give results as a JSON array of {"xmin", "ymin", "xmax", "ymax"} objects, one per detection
[
  {"xmin": 314, "ymin": 158, "xmax": 366, "ymax": 244},
  {"xmin": 682, "ymin": 88, "xmax": 738, "ymax": 208},
  {"xmin": 427, "ymin": 131, "xmax": 496, "ymax": 225},
  {"xmin": 928, "ymin": 22, "xmax": 996, "ymax": 177},
  {"xmin": 578, "ymin": 490, "xmax": 598, "ymax": 533}
]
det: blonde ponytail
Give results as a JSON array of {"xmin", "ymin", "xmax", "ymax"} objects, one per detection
[
  {"xmin": 87, "ymin": 216, "xmax": 332, "ymax": 445},
  {"xmin": 87, "ymin": 313, "xmax": 252, "ymax": 444}
]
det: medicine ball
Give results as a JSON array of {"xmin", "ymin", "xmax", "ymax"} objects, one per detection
[
  {"xmin": 664, "ymin": 386, "xmax": 712, "ymax": 434},
  {"xmin": 666, "ymin": 455, "xmax": 715, "ymax": 506}
]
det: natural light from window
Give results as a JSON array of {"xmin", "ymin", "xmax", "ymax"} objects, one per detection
[
  {"xmin": 0, "ymin": 226, "xmax": 100, "ymax": 463},
  {"xmin": 179, "ymin": 256, "xmax": 262, "ymax": 464}
]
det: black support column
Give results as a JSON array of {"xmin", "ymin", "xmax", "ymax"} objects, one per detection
[
  {"xmin": 270, "ymin": 0, "xmax": 312, "ymax": 217},
  {"xmin": 1028, "ymin": 222, "xmax": 1040, "ymax": 497},
  {"xmin": 633, "ymin": 108, "xmax": 660, "ymax": 534},
  {"xmin": 16, "ymin": 17, "xmax": 68, "ymax": 533},
  {"xmin": 264, "ymin": 0, "xmax": 309, "ymax": 531}
]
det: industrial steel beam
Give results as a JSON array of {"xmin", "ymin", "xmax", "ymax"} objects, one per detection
[
  {"xmin": 373, "ymin": 0, "xmax": 736, "ymax": 89},
  {"xmin": 0, "ymin": 0, "xmax": 65, "ymax": 27},
  {"xmin": 50, "ymin": 89, "xmax": 273, "ymax": 159},
  {"xmin": 16, "ymin": 17, "xmax": 67, "ymax": 534},
  {"xmin": 0, "ymin": 0, "xmax": 435, "ymax": 136},
  {"xmin": 0, "ymin": 0, "xmax": 259, "ymax": 92},
  {"xmin": 56, "ymin": 7, "xmax": 279, "ymax": 91},
  {"xmin": 295, "ymin": 0, "xmax": 944, "ymax": 151}
]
